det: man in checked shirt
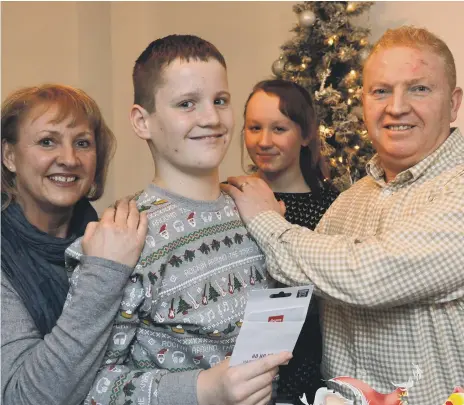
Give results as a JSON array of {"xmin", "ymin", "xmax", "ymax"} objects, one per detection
[{"xmin": 223, "ymin": 26, "xmax": 463, "ymax": 404}]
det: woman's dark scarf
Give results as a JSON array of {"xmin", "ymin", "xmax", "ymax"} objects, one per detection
[{"xmin": 1, "ymin": 195, "xmax": 98, "ymax": 337}]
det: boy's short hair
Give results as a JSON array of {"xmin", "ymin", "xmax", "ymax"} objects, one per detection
[
  {"xmin": 365, "ymin": 26, "xmax": 457, "ymax": 89},
  {"xmin": 133, "ymin": 34, "xmax": 227, "ymax": 113}
]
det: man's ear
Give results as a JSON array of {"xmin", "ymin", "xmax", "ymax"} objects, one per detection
[
  {"xmin": 2, "ymin": 139, "xmax": 16, "ymax": 173},
  {"xmin": 450, "ymin": 87, "xmax": 463, "ymax": 123},
  {"xmin": 130, "ymin": 104, "xmax": 152, "ymax": 140}
]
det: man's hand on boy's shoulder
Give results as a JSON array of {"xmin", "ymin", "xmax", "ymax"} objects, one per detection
[{"xmin": 221, "ymin": 176, "xmax": 286, "ymax": 225}]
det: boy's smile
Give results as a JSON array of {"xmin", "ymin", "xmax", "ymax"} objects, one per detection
[{"xmin": 139, "ymin": 58, "xmax": 234, "ymax": 179}]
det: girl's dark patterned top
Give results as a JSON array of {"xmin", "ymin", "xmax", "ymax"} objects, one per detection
[{"xmin": 274, "ymin": 186, "xmax": 339, "ymax": 403}]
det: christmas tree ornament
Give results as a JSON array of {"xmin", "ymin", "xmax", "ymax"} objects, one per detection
[
  {"xmin": 271, "ymin": 58, "xmax": 286, "ymax": 76},
  {"xmin": 298, "ymin": 9, "xmax": 316, "ymax": 27},
  {"xmin": 347, "ymin": 2, "xmax": 359, "ymax": 13},
  {"xmin": 275, "ymin": 1, "xmax": 375, "ymax": 190},
  {"xmin": 359, "ymin": 48, "xmax": 370, "ymax": 62}
]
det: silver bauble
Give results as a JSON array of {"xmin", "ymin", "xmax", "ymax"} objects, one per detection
[
  {"xmin": 298, "ymin": 10, "xmax": 316, "ymax": 27},
  {"xmin": 271, "ymin": 58, "xmax": 285, "ymax": 76},
  {"xmin": 359, "ymin": 48, "xmax": 370, "ymax": 62}
]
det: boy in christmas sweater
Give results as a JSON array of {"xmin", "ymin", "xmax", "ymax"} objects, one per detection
[{"xmin": 65, "ymin": 35, "xmax": 291, "ymax": 405}]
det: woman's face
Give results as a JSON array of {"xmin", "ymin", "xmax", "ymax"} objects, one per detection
[
  {"xmin": 2, "ymin": 104, "xmax": 97, "ymax": 212},
  {"xmin": 244, "ymin": 90, "xmax": 308, "ymax": 176}
]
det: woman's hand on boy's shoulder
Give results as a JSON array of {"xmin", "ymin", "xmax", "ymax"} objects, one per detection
[{"xmin": 82, "ymin": 197, "xmax": 148, "ymax": 268}]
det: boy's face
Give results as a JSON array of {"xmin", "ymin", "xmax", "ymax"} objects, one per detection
[{"xmin": 143, "ymin": 58, "xmax": 234, "ymax": 177}]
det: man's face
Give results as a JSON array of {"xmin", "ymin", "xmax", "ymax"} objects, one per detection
[
  {"xmin": 142, "ymin": 58, "xmax": 234, "ymax": 178},
  {"xmin": 362, "ymin": 46, "xmax": 462, "ymax": 180}
]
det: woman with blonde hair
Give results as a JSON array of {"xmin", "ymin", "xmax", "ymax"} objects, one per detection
[{"xmin": 1, "ymin": 84, "xmax": 147, "ymax": 405}]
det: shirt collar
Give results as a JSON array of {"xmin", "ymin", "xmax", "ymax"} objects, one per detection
[{"xmin": 366, "ymin": 127, "xmax": 462, "ymax": 187}]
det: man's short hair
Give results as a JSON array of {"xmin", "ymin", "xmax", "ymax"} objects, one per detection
[
  {"xmin": 364, "ymin": 26, "xmax": 457, "ymax": 89},
  {"xmin": 133, "ymin": 34, "xmax": 227, "ymax": 113}
]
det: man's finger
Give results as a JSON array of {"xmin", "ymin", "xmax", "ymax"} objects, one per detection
[
  {"xmin": 227, "ymin": 175, "xmax": 249, "ymax": 189},
  {"xmin": 220, "ymin": 183, "xmax": 241, "ymax": 199}
]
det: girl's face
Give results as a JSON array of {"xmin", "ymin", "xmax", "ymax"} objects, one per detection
[{"xmin": 244, "ymin": 90, "xmax": 308, "ymax": 176}]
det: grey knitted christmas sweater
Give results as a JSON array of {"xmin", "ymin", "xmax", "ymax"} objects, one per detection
[{"xmin": 65, "ymin": 184, "xmax": 273, "ymax": 405}]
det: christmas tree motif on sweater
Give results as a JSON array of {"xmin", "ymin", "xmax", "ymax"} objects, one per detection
[
  {"xmin": 168, "ymin": 255, "xmax": 182, "ymax": 267},
  {"xmin": 123, "ymin": 381, "xmax": 136, "ymax": 397},
  {"xmin": 223, "ymin": 235, "xmax": 233, "ymax": 248},
  {"xmin": 255, "ymin": 267, "xmax": 265, "ymax": 283},
  {"xmin": 210, "ymin": 239, "xmax": 221, "ymax": 251},
  {"xmin": 198, "ymin": 242, "xmax": 211, "ymax": 255},
  {"xmin": 138, "ymin": 205, "xmax": 151, "ymax": 212},
  {"xmin": 183, "ymin": 249, "xmax": 195, "ymax": 262},
  {"xmin": 208, "ymin": 283, "xmax": 220, "ymax": 302},
  {"xmin": 148, "ymin": 271, "xmax": 158, "ymax": 284},
  {"xmin": 233, "ymin": 233, "xmax": 244, "ymax": 244},
  {"xmin": 177, "ymin": 296, "xmax": 192, "ymax": 315},
  {"xmin": 123, "ymin": 399, "xmax": 133, "ymax": 405},
  {"xmin": 159, "ymin": 263, "xmax": 167, "ymax": 278},
  {"xmin": 223, "ymin": 322, "xmax": 236, "ymax": 335},
  {"xmin": 233, "ymin": 274, "xmax": 243, "ymax": 292}
]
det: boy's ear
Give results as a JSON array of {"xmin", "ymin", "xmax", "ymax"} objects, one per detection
[
  {"xmin": 2, "ymin": 140, "xmax": 17, "ymax": 173},
  {"xmin": 130, "ymin": 104, "xmax": 152, "ymax": 140}
]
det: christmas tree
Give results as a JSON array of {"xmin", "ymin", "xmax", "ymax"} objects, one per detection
[
  {"xmin": 177, "ymin": 296, "xmax": 193, "ymax": 314},
  {"xmin": 208, "ymin": 283, "xmax": 220, "ymax": 302},
  {"xmin": 233, "ymin": 274, "xmax": 242, "ymax": 292},
  {"xmin": 271, "ymin": 1, "xmax": 376, "ymax": 191}
]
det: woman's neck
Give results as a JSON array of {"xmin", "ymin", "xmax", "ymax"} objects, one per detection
[
  {"xmin": 257, "ymin": 168, "xmax": 310, "ymax": 193},
  {"xmin": 16, "ymin": 197, "xmax": 73, "ymax": 238}
]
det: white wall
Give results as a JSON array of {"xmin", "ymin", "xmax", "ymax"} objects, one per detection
[{"xmin": 2, "ymin": 1, "xmax": 463, "ymax": 213}]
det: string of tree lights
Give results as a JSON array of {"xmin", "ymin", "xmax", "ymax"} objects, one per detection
[{"xmin": 271, "ymin": 1, "xmax": 376, "ymax": 191}]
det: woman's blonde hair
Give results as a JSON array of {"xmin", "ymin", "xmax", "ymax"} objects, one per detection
[{"xmin": 1, "ymin": 84, "xmax": 116, "ymax": 209}]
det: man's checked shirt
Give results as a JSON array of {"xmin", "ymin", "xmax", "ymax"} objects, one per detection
[{"xmin": 248, "ymin": 128, "xmax": 464, "ymax": 404}]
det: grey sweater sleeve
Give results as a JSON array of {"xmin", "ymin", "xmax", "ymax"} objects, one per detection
[
  {"xmin": 1, "ymin": 256, "xmax": 132, "ymax": 405},
  {"xmin": 84, "ymin": 273, "xmax": 201, "ymax": 405}
]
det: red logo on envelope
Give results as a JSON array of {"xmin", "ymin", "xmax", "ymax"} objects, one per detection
[{"xmin": 268, "ymin": 315, "xmax": 284, "ymax": 322}]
